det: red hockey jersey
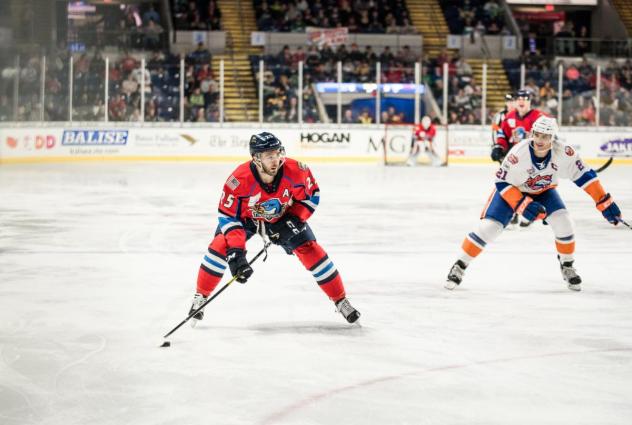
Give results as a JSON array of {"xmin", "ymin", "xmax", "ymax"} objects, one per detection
[
  {"xmin": 495, "ymin": 108, "xmax": 544, "ymax": 151},
  {"xmin": 414, "ymin": 123, "xmax": 436, "ymax": 142},
  {"xmin": 217, "ymin": 158, "xmax": 320, "ymax": 249}
]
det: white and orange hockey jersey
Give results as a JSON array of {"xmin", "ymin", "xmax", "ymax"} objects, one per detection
[{"xmin": 494, "ymin": 138, "xmax": 606, "ymax": 204}]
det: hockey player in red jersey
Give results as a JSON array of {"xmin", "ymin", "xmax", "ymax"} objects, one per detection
[
  {"xmin": 446, "ymin": 116, "xmax": 624, "ymax": 291},
  {"xmin": 491, "ymin": 93, "xmax": 515, "ymax": 149},
  {"xmin": 491, "ymin": 89, "xmax": 543, "ymax": 163},
  {"xmin": 407, "ymin": 116, "xmax": 440, "ymax": 166},
  {"xmin": 189, "ymin": 132, "xmax": 361, "ymax": 324}
]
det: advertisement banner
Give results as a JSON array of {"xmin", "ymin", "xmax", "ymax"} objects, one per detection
[
  {"xmin": 2, "ymin": 125, "xmax": 631, "ymax": 165},
  {"xmin": 306, "ymin": 27, "xmax": 348, "ymax": 48}
]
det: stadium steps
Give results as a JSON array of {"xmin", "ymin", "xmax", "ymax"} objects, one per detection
[
  {"xmin": 467, "ymin": 58, "xmax": 512, "ymax": 113},
  {"xmin": 612, "ymin": 0, "xmax": 632, "ymax": 36},
  {"xmin": 216, "ymin": 0, "xmax": 262, "ymax": 121},
  {"xmin": 407, "ymin": 0, "xmax": 451, "ymax": 57}
]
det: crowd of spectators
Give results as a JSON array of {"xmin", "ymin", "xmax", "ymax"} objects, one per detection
[
  {"xmin": 504, "ymin": 55, "xmax": 632, "ymax": 126},
  {"xmin": 0, "ymin": 43, "xmax": 220, "ymax": 122},
  {"xmin": 67, "ymin": 3, "xmax": 166, "ymax": 51},
  {"xmin": 442, "ymin": 0, "xmax": 508, "ymax": 36},
  {"xmin": 422, "ymin": 49, "xmax": 486, "ymax": 124},
  {"xmin": 172, "ymin": 0, "xmax": 222, "ymax": 30},
  {"xmin": 252, "ymin": 43, "xmax": 422, "ymax": 123},
  {"xmin": 254, "ymin": 0, "xmax": 415, "ymax": 34}
]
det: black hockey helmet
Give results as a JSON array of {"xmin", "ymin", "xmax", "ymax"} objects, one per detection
[
  {"xmin": 515, "ymin": 89, "xmax": 532, "ymax": 100},
  {"xmin": 249, "ymin": 132, "xmax": 283, "ymax": 156}
]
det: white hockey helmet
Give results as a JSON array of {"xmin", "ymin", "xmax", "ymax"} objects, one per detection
[
  {"xmin": 421, "ymin": 116, "xmax": 432, "ymax": 129},
  {"xmin": 531, "ymin": 115, "xmax": 558, "ymax": 137}
]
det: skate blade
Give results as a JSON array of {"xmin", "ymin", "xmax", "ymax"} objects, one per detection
[
  {"xmin": 190, "ymin": 318, "xmax": 199, "ymax": 328},
  {"xmin": 444, "ymin": 280, "xmax": 458, "ymax": 290}
]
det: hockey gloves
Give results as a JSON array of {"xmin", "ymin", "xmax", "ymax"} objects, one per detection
[
  {"xmin": 596, "ymin": 193, "xmax": 622, "ymax": 225},
  {"xmin": 226, "ymin": 248, "xmax": 253, "ymax": 283},
  {"xmin": 267, "ymin": 214, "xmax": 305, "ymax": 245},
  {"xmin": 516, "ymin": 196, "xmax": 547, "ymax": 224},
  {"xmin": 491, "ymin": 145, "xmax": 506, "ymax": 163}
]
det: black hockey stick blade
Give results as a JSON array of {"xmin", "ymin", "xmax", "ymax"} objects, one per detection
[
  {"xmin": 595, "ymin": 156, "xmax": 614, "ymax": 173},
  {"xmin": 617, "ymin": 218, "xmax": 632, "ymax": 230},
  {"xmin": 159, "ymin": 242, "xmax": 271, "ymax": 347}
]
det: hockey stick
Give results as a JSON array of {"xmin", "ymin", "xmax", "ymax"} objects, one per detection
[
  {"xmin": 160, "ymin": 242, "xmax": 271, "ymax": 347},
  {"xmin": 595, "ymin": 156, "xmax": 614, "ymax": 174},
  {"xmin": 617, "ymin": 217, "xmax": 632, "ymax": 230}
]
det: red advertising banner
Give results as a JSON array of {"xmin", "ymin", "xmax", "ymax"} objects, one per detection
[{"xmin": 306, "ymin": 27, "xmax": 349, "ymax": 48}]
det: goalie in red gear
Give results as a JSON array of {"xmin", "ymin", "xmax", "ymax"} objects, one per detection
[
  {"xmin": 189, "ymin": 132, "xmax": 361, "ymax": 324},
  {"xmin": 407, "ymin": 116, "xmax": 440, "ymax": 166}
]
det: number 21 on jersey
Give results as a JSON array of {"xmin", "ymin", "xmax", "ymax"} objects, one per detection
[{"xmin": 496, "ymin": 168, "xmax": 508, "ymax": 180}]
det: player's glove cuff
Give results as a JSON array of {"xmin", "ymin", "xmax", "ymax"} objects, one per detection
[{"xmin": 596, "ymin": 193, "xmax": 621, "ymax": 225}]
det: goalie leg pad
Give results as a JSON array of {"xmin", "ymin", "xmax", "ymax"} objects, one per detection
[{"xmin": 294, "ymin": 241, "xmax": 346, "ymax": 302}]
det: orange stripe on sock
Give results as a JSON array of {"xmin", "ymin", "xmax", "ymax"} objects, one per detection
[
  {"xmin": 555, "ymin": 241, "xmax": 575, "ymax": 255},
  {"xmin": 462, "ymin": 238, "xmax": 483, "ymax": 258},
  {"xmin": 584, "ymin": 180, "xmax": 606, "ymax": 202}
]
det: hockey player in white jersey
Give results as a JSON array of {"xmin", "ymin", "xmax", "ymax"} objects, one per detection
[{"xmin": 446, "ymin": 115, "xmax": 623, "ymax": 291}]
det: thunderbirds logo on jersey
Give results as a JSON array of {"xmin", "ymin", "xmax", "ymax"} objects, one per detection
[
  {"xmin": 565, "ymin": 146, "xmax": 575, "ymax": 156},
  {"xmin": 248, "ymin": 193, "xmax": 288, "ymax": 221},
  {"xmin": 511, "ymin": 127, "xmax": 527, "ymax": 143},
  {"xmin": 526, "ymin": 174, "xmax": 553, "ymax": 191}
]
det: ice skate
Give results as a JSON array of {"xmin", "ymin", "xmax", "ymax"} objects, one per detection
[
  {"xmin": 518, "ymin": 215, "xmax": 533, "ymax": 228},
  {"xmin": 336, "ymin": 298, "xmax": 361, "ymax": 324},
  {"xmin": 558, "ymin": 256, "xmax": 581, "ymax": 291},
  {"xmin": 189, "ymin": 293, "xmax": 208, "ymax": 327},
  {"xmin": 445, "ymin": 260, "xmax": 467, "ymax": 290}
]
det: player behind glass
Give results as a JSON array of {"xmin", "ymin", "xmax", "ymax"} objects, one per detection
[
  {"xmin": 491, "ymin": 93, "xmax": 515, "ymax": 154},
  {"xmin": 491, "ymin": 89, "xmax": 543, "ymax": 163},
  {"xmin": 189, "ymin": 132, "xmax": 361, "ymax": 324},
  {"xmin": 406, "ymin": 116, "xmax": 440, "ymax": 166},
  {"xmin": 446, "ymin": 116, "xmax": 623, "ymax": 291}
]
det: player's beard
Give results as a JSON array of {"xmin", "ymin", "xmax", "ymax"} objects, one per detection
[
  {"xmin": 261, "ymin": 162, "xmax": 278, "ymax": 177},
  {"xmin": 255, "ymin": 157, "xmax": 284, "ymax": 177}
]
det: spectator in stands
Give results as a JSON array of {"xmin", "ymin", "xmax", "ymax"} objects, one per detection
[
  {"xmin": 143, "ymin": 5, "xmax": 160, "ymax": 24},
  {"xmin": 189, "ymin": 42, "xmax": 211, "ymax": 65},
  {"xmin": 144, "ymin": 19, "xmax": 164, "ymax": 50},
  {"xmin": 342, "ymin": 108, "xmax": 354, "ymax": 123},
  {"xmin": 195, "ymin": 106, "xmax": 206, "ymax": 122},
  {"xmin": 358, "ymin": 108, "xmax": 373, "ymax": 124},
  {"xmin": 189, "ymin": 86, "xmax": 205, "ymax": 109},
  {"xmin": 109, "ymin": 93, "xmax": 127, "ymax": 121}
]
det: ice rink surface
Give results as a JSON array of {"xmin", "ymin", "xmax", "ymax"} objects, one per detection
[{"xmin": 1, "ymin": 161, "xmax": 631, "ymax": 425}]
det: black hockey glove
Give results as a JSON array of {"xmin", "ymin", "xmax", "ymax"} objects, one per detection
[
  {"xmin": 491, "ymin": 145, "xmax": 506, "ymax": 163},
  {"xmin": 267, "ymin": 214, "xmax": 305, "ymax": 245},
  {"xmin": 226, "ymin": 248, "xmax": 253, "ymax": 283}
]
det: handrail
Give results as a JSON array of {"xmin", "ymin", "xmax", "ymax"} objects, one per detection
[{"xmin": 500, "ymin": 0, "xmax": 522, "ymax": 51}]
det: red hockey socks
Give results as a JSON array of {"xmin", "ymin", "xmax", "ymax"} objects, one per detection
[
  {"xmin": 294, "ymin": 241, "xmax": 346, "ymax": 302},
  {"xmin": 196, "ymin": 235, "xmax": 228, "ymax": 297}
]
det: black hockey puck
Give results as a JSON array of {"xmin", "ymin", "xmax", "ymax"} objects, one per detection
[{"xmin": 160, "ymin": 341, "xmax": 171, "ymax": 348}]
